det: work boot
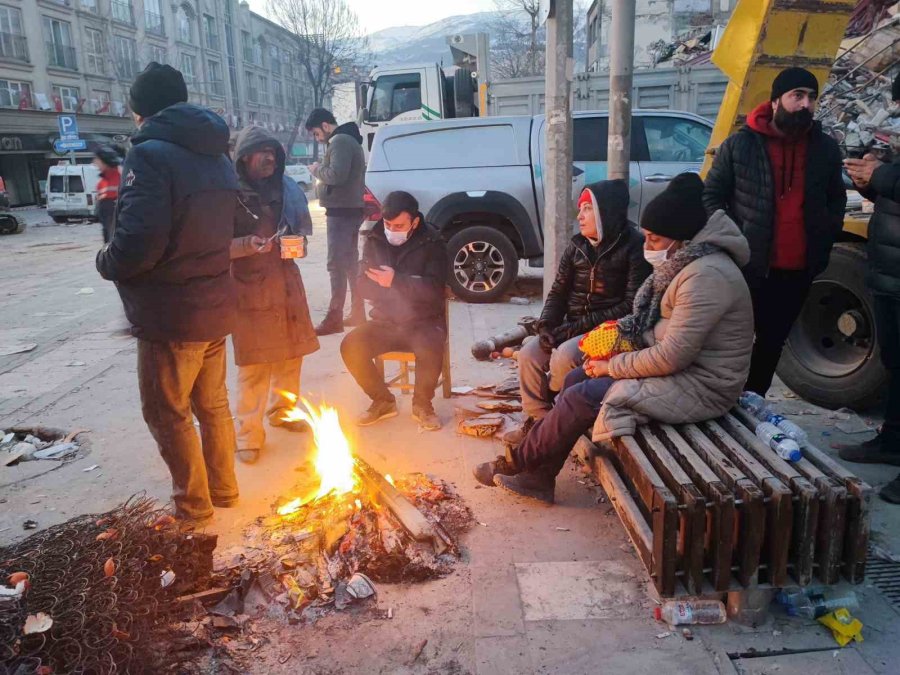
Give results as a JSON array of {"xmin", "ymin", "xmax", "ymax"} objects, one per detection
[
  {"xmin": 837, "ymin": 432, "xmax": 900, "ymax": 466},
  {"xmin": 315, "ymin": 311, "xmax": 344, "ymax": 336},
  {"xmin": 412, "ymin": 404, "xmax": 442, "ymax": 431},
  {"xmin": 473, "ymin": 445, "xmax": 518, "ymax": 487},
  {"xmin": 494, "ymin": 469, "xmax": 555, "ymax": 504},
  {"xmin": 237, "ymin": 448, "xmax": 260, "ymax": 464},
  {"xmin": 880, "ymin": 473, "xmax": 900, "ymax": 504},
  {"xmin": 499, "ymin": 417, "xmax": 536, "ymax": 446},
  {"xmin": 357, "ymin": 398, "xmax": 399, "ymax": 427}
]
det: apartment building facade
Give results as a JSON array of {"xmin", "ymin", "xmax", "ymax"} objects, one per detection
[{"xmin": 0, "ymin": 0, "xmax": 316, "ymax": 206}]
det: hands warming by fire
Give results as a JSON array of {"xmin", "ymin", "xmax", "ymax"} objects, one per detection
[
  {"xmin": 584, "ymin": 358, "xmax": 610, "ymax": 379},
  {"xmin": 365, "ymin": 265, "xmax": 395, "ymax": 288}
]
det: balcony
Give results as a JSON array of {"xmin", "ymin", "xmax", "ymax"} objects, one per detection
[
  {"xmin": 46, "ymin": 42, "xmax": 77, "ymax": 70},
  {"xmin": 0, "ymin": 32, "xmax": 29, "ymax": 62},
  {"xmin": 145, "ymin": 11, "xmax": 164, "ymax": 37},
  {"xmin": 111, "ymin": 1, "xmax": 134, "ymax": 25}
]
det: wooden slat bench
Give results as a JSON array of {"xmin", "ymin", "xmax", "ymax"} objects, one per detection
[{"xmin": 575, "ymin": 408, "xmax": 873, "ymax": 598}]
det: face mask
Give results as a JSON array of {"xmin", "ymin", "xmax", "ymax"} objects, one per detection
[
  {"xmin": 385, "ymin": 229, "xmax": 409, "ymax": 246},
  {"xmin": 644, "ymin": 241, "xmax": 676, "ymax": 268}
]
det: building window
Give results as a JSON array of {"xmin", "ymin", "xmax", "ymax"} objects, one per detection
[
  {"xmin": 53, "ymin": 85, "xmax": 80, "ymax": 112},
  {"xmin": 287, "ymin": 83, "xmax": 296, "ymax": 111},
  {"xmin": 208, "ymin": 59, "xmax": 224, "ymax": 96},
  {"xmin": 259, "ymin": 75, "xmax": 268, "ymax": 105},
  {"xmin": 43, "ymin": 17, "xmax": 77, "ymax": 70},
  {"xmin": 273, "ymin": 79, "xmax": 283, "ymax": 108},
  {"xmin": 92, "ymin": 89, "xmax": 111, "ymax": 113},
  {"xmin": 144, "ymin": 0, "xmax": 164, "ymax": 37},
  {"xmin": 203, "ymin": 15, "xmax": 218, "ymax": 51},
  {"xmin": 176, "ymin": 6, "xmax": 193, "ymax": 43},
  {"xmin": 80, "ymin": 0, "xmax": 98, "ymax": 12},
  {"xmin": 180, "ymin": 53, "xmax": 196, "ymax": 86},
  {"xmin": 283, "ymin": 51, "xmax": 293, "ymax": 78},
  {"xmin": 111, "ymin": 0, "xmax": 134, "ymax": 25},
  {"xmin": 147, "ymin": 43, "xmax": 166, "ymax": 66},
  {"xmin": 0, "ymin": 78, "xmax": 31, "ymax": 108},
  {"xmin": 241, "ymin": 30, "xmax": 252, "ymax": 62},
  {"xmin": 270, "ymin": 45, "xmax": 280, "ymax": 75},
  {"xmin": 113, "ymin": 35, "xmax": 139, "ymax": 80},
  {"xmin": 245, "ymin": 71, "xmax": 257, "ymax": 102},
  {"xmin": 0, "ymin": 6, "xmax": 28, "ymax": 62},
  {"xmin": 84, "ymin": 27, "xmax": 105, "ymax": 75},
  {"xmin": 253, "ymin": 39, "xmax": 263, "ymax": 66}
]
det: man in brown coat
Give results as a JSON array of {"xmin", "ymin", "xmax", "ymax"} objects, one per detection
[{"xmin": 230, "ymin": 126, "xmax": 320, "ymax": 464}]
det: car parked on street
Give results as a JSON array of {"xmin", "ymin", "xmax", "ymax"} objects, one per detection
[
  {"xmin": 46, "ymin": 164, "xmax": 101, "ymax": 223},
  {"xmin": 284, "ymin": 164, "xmax": 314, "ymax": 191}
]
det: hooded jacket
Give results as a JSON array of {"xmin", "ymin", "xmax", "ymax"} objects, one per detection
[
  {"xmin": 702, "ymin": 102, "xmax": 846, "ymax": 284},
  {"xmin": 358, "ymin": 216, "xmax": 447, "ymax": 325},
  {"xmin": 314, "ymin": 122, "xmax": 365, "ymax": 212},
  {"xmin": 230, "ymin": 126, "xmax": 319, "ymax": 366},
  {"xmin": 592, "ymin": 211, "xmax": 754, "ymax": 442},
  {"xmin": 540, "ymin": 180, "xmax": 651, "ymax": 341},
  {"xmin": 857, "ymin": 157, "xmax": 900, "ymax": 297},
  {"xmin": 96, "ymin": 103, "xmax": 239, "ymax": 342}
]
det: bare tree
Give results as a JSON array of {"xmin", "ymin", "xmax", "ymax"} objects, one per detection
[
  {"xmin": 493, "ymin": 0, "xmax": 543, "ymax": 77},
  {"xmin": 266, "ymin": 0, "xmax": 368, "ymax": 156}
]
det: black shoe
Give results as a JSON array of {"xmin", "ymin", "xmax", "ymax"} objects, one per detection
[
  {"xmin": 357, "ymin": 398, "xmax": 399, "ymax": 427},
  {"xmin": 880, "ymin": 473, "xmax": 900, "ymax": 504},
  {"xmin": 473, "ymin": 447, "xmax": 518, "ymax": 487},
  {"xmin": 315, "ymin": 312, "xmax": 344, "ymax": 336},
  {"xmin": 499, "ymin": 417, "xmax": 535, "ymax": 446},
  {"xmin": 494, "ymin": 470, "xmax": 555, "ymax": 504},
  {"xmin": 838, "ymin": 433, "xmax": 900, "ymax": 466}
]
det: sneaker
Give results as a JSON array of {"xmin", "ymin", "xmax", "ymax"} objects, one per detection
[
  {"xmin": 412, "ymin": 405, "xmax": 442, "ymax": 431},
  {"xmin": 357, "ymin": 398, "xmax": 398, "ymax": 427},
  {"xmin": 837, "ymin": 433, "xmax": 900, "ymax": 466},
  {"xmin": 881, "ymin": 474, "xmax": 900, "ymax": 504},
  {"xmin": 494, "ymin": 470, "xmax": 555, "ymax": 504},
  {"xmin": 236, "ymin": 448, "xmax": 260, "ymax": 464},
  {"xmin": 315, "ymin": 312, "xmax": 344, "ymax": 336},
  {"xmin": 473, "ymin": 447, "xmax": 518, "ymax": 486}
]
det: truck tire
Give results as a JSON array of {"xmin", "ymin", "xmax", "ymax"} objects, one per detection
[
  {"xmin": 51, "ymin": 215, "xmax": 67, "ymax": 224},
  {"xmin": 447, "ymin": 226, "xmax": 518, "ymax": 303},
  {"xmin": 453, "ymin": 69, "xmax": 476, "ymax": 118},
  {"xmin": 777, "ymin": 242, "xmax": 887, "ymax": 410},
  {"xmin": 0, "ymin": 214, "xmax": 24, "ymax": 235}
]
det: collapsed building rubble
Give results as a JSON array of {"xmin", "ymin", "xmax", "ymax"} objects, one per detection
[{"xmin": 0, "ymin": 427, "xmax": 88, "ymax": 467}]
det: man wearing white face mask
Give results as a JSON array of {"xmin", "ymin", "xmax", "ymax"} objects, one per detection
[
  {"xmin": 474, "ymin": 174, "xmax": 754, "ymax": 503},
  {"xmin": 340, "ymin": 191, "xmax": 448, "ymax": 430}
]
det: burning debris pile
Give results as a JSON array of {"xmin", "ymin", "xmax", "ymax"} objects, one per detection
[
  {"xmin": 0, "ymin": 496, "xmax": 217, "ymax": 674},
  {"xmin": 0, "ymin": 426, "xmax": 87, "ymax": 467}
]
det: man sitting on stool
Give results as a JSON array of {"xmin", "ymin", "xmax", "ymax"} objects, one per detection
[{"xmin": 340, "ymin": 191, "xmax": 448, "ymax": 431}]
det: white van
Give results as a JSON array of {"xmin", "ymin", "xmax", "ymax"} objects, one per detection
[
  {"xmin": 46, "ymin": 164, "xmax": 101, "ymax": 223},
  {"xmin": 284, "ymin": 164, "xmax": 313, "ymax": 191}
]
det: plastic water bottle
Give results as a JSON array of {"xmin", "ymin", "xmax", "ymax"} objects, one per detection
[
  {"xmin": 762, "ymin": 413, "xmax": 809, "ymax": 447},
  {"xmin": 755, "ymin": 422, "xmax": 802, "ymax": 462},
  {"xmin": 654, "ymin": 599, "xmax": 726, "ymax": 625},
  {"xmin": 739, "ymin": 391, "xmax": 769, "ymax": 418},
  {"xmin": 777, "ymin": 588, "xmax": 859, "ymax": 618}
]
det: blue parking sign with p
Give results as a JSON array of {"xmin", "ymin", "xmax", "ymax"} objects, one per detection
[{"xmin": 58, "ymin": 114, "xmax": 78, "ymax": 141}]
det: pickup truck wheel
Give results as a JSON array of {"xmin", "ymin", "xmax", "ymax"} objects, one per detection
[
  {"xmin": 447, "ymin": 226, "xmax": 518, "ymax": 303},
  {"xmin": 777, "ymin": 243, "xmax": 886, "ymax": 410}
]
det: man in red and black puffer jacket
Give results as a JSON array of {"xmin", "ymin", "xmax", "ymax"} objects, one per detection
[{"xmin": 703, "ymin": 67, "xmax": 846, "ymax": 396}]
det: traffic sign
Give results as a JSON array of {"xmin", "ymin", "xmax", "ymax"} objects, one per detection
[
  {"xmin": 54, "ymin": 139, "xmax": 87, "ymax": 152},
  {"xmin": 57, "ymin": 114, "xmax": 79, "ymax": 141}
]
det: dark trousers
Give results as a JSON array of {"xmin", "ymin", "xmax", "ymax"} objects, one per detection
[
  {"xmin": 340, "ymin": 320, "xmax": 445, "ymax": 409},
  {"xmin": 138, "ymin": 338, "xmax": 238, "ymax": 520},
  {"xmin": 98, "ymin": 199, "xmax": 116, "ymax": 244},
  {"xmin": 745, "ymin": 269, "xmax": 814, "ymax": 396},
  {"xmin": 875, "ymin": 295, "xmax": 900, "ymax": 437},
  {"xmin": 512, "ymin": 374, "xmax": 614, "ymax": 477},
  {"xmin": 325, "ymin": 213, "xmax": 363, "ymax": 316}
]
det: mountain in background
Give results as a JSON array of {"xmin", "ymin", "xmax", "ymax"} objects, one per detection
[{"xmin": 366, "ymin": 11, "xmax": 586, "ymax": 75}]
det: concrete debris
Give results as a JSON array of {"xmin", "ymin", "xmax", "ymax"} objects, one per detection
[
  {"xmin": 0, "ymin": 343, "xmax": 37, "ymax": 356},
  {"xmin": 1, "ymin": 427, "xmax": 84, "ymax": 465}
]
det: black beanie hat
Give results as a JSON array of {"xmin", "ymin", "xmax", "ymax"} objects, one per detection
[
  {"xmin": 771, "ymin": 67, "xmax": 819, "ymax": 101},
  {"xmin": 640, "ymin": 173, "xmax": 707, "ymax": 240},
  {"xmin": 129, "ymin": 62, "xmax": 188, "ymax": 117},
  {"xmin": 892, "ymin": 71, "xmax": 900, "ymax": 102}
]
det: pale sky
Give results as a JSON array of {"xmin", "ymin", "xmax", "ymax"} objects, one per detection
[{"xmin": 248, "ymin": 0, "xmax": 497, "ymax": 35}]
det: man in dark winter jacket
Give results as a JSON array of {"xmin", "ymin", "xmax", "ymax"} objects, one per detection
[
  {"xmin": 306, "ymin": 108, "xmax": 367, "ymax": 335},
  {"xmin": 340, "ymin": 191, "xmax": 447, "ymax": 431},
  {"xmin": 97, "ymin": 63, "xmax": 240, "ymax": 527},
  {"xmin": 840, "ymin": 73, "xmax": 900, "ymax": 504},
  {"xmin": 230, "ymin": 126, "xmax": 320, "ymax": 465},
  {"xmin": 519, "ymin": 179, "xmax": 649, "ymax": 422},
  {"xmin": 703, "ymin": 67, "xmax": 846, "ymax": 396}
]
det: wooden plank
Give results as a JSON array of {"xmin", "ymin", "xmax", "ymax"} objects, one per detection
[
  {"xmin": 813, "ymin": 476, "xmax": 848, "ymax": 585},
  {"xmin": 681, "ymin": 424, "xmax": 766, "ymax": 586},
  {"xmin": 725, "ymin": 410, "xmax": 805, "ymax": 483},
  {"xmin": 616, "ymin": 436, "xmax": 679, "ymax": 596},
  {"xmin": 656, "ymin": 424, "xmax": 735, "ymax": 591},
  {"xmin": 637, "ymin": 428, "xmax": 706, "ymax": 595}
]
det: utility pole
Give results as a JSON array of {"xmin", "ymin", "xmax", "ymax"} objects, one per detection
[
  {"xmin": 542, "ymin": 0, "xmax": 574, "ymax": 299},
  {"xmin": 607, "ymin": 0, "xmax": 635, "ymax": 181}
]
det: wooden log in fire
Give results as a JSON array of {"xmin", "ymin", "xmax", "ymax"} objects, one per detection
[{"xmin": 354, "ymin": 456, "xmax": 450, "ymax": 555}]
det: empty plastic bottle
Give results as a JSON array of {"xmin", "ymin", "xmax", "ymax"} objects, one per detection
[
  {"xmin": 653, "ymin": 599, "xmax": 727, "ymax": 625},
  {"xmin": 739, "ymin": 391, "xmax": 769, "ymax": 417},
  {"xmin": 777, "ymin": 588, "xmax": 859, "ymax": 618},
  {"xmin": 756, "ymin": 422, "xmax": 802, "ymax": 462},
  {"xmin": 763, "ymin": 413, "xmax": 809, "ymax": 447}
]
